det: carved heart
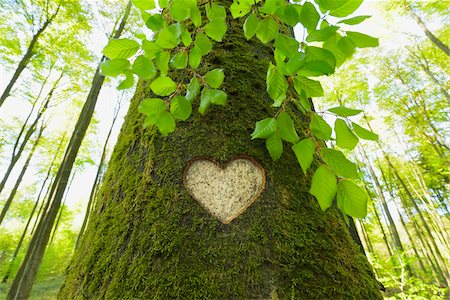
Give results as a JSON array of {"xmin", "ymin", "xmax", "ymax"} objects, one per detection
[{"xmin": 184, "ymin": 156, "xmax": 266, "ymax": 224}]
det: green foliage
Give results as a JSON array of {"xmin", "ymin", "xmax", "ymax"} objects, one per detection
[
  {"xmin": 99, "ymin": 0, "xmax": 380, "ymax": 219},
  {"xmin": 310, "ymin": 165, "xmax": 337, "ymax": 211}
]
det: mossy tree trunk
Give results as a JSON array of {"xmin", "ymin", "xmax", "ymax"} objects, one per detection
[{"xmin": 59, "ymin": 7, "xmax": 382, "ymax": 299}]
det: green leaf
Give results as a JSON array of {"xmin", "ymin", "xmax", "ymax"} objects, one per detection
[
  {"xmin": 346, "ymin": 31, "xmax": 379, "ymax": 48},
  {"xmin": 169, "ymin": 0, "xmax": 195, "ymax": 21},
  {"xmin": 103, "ymin": 38, "xmax": 140, "ymax": 59},
  {"xmin": 158, "ymin": 0, "xmax": 168, "ymax": 8},
  {"xmin": 266, "ymin": 63, "xmax": 288, "ymax": 102},
  {"xmin": 243, "ymin": 13, "xmax": 260, "ymax": 40},
  {"xmin": 306, "ymin": 26, "xmax": 339, "ymax": 42},
  {"xmin": 204, "ymin": 18, "xmax": 227, "ymax": 42},
  {"xmin": 132, "ymin": 55, "xmax": 156, "ymax": 80},
  {"xmin": 337, "ymin": 15, "xmax": 371, "ymax": 25},
  {"xmin": 328, "ymin": 106, "xmax": 362, "ymax": 117},
  {"xmin": 170, "ymin": 96, "xmax": 192, "ymax": 121},
  {"xmin": 141, "ymin": 40, "xmax": 160, "ymax": 59},
  {"xmin": 181, "ymin": 29, "xmax": 192, "ymax": 46},
  {"xmin": 132, "ymin": 0, "xmax": 155, "ymax": 10},
  {"xmin": 229, "ymin": 0, "xmax": 254, "ymax": 18},
  {"xmin": 293, "ymin": 76, "xmax": 323, "ymax": 98},
  {"xmin": 266, "ymin": 131, "xmax": 283, "ymax": 160},
  {"xmin": 101, "ymin": 59, "xmax": 130, "ymax": 77},
  {"xmin": 300, "ymin": 46, "xmax": 336, "ymax": 76},
  {"xmin": 256, "ymin": 17, "xmax": 279, "ymax": 44},
  {"xmin": 292, "ymin": 138, "xmax": 315, "ymax": 174},
  {"xmin": 310, "ymin": 114, "xmax": 332, "ymax": 140},
  {"xmin": 117, "ymin": 71, "xmax": 134, "ymax": 90},
  {"xmin": 274, "ymin": 34, "xmax": 299, "ymax": 58},
  {"xmin": 146, "ymin": 14, "xmax": 165, "ymax": 31},
  {"xmin": 138, "ymin": 98, "xmax": 166, "ymax": 120},
  {"xmin": 185, "ymin": 77, "xmax": 201, "ymax": 102},
  {"xmin": 335, "ymin": 119, "xmax": 359, "ymax": 150},
  {"xmin": 191, "ymin": 5, "xmax": 202, "ymax": 27},
  {"xmin": 195, "ymin": 33, "xmax": 212, "ymax": 55},
  {"xmin": 189, "ymin": 46, "xmax": 202, "ymax": 68},
  {"xmin": 204, "ymin": 68, "xmax": 224, "ymax": 88},
  {"xmin": 299, "ymin": 2, "xmax": 320, "ymax": 31},
  {"xmin": 155, "ymin": 111, "xmax": 176, "ymax": 136},
  {"xmin": 155, "ymin": 51, "xmax": 170, "ymax": 76},
  {"xmin": 150, "ymin": 76, "xmax": 177, "ymax": 96},
  {"xmin": 199, "ymin": 88, "xmax": 227, "ymax": 114},
  {"xmin": 206, "ymin": 3, "xmax": 226, "ymax": 20},
  {"xmin": 320, "ymin": 148, "xmax": 358, "ymax": 179},
  {"xmin": 285, "ymin": 52, "xmax": 306, "ymax": 75},
  {"xmin": 251, "ymin": 118, "xmax": 277, "ymax": 140},
  {"xmin": 337, "ymin": 37, "xmax": 356, "ymax": 57},
  {"xmin": 170, "ymin": 51, "xmax": 188, "ymax": 69},
  {"xmin": 277, "ymin": 112, "xmax": 299, "ymax": 143},
  {"xmin": 282, "ymin": 4, "xmax": 301, "ymax": 27},
  {"xmin": 155, "ymin": 26, "xmax": 179, "ymax": 49},
  {"xmin": 351, "ymin": 122, "xmax": 378, "ymax": 141},
  {"xmin": 337, "ymin": 180, "xmax": 368, "ymax": 218},
  {"xmin": 329, "ymin": 0, "xmax": 364, "ymax": 17},
  {"xmin": 310, "ymin": 165, "xmax": 337, "ymax": 211},
  {"xmin": 260, "ymin": 0, "xmax": 284, "ymax": 14}
]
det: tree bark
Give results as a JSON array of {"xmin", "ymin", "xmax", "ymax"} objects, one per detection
[
  {"xmin": 6, "ymin": 3, "xmax": 132, "ymax": 299},
  {"xmin": 0, "ymin": 7, "xmax": 60, "ymax": 107},
  {"xmin": 59, "ymin": 5, "xmax": 381, "ymax": 299}
]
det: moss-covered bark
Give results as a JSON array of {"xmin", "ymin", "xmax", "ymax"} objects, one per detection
[{"xmin": 59, "ymin": 6, "xmax": 382, "ymax": 299}]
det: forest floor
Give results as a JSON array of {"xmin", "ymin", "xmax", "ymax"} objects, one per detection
[{"xmin": 0, "ymin": 276, "xmax": 63, "ymax": 299}]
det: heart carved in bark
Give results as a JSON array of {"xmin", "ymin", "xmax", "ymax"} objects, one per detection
[{"xmin": 183, "ymin": 156, "xmax": 266, "ymax": 224}]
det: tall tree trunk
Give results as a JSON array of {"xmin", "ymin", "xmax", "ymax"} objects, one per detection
[
  {"xmin": 360, "ymin": 147, "xmax": 412, "ymax": 276},
  {"xmin": 49, "ymin": 172, "xmax": 76, "ymax": 245},
  {"xmin": 406, "ymin": 6, "xmax": 450, "ymax": 57},
  {"xmin": 384, "ymin": 155, "xmax": 450, "ymax": 286},
  {"xmin": 76, "ymin": 98, "xmax": 122, "ymax": 248},
  {"xmin": 59, "ymin": 4, "xmax": 381, "ymax": 299},
  {"xmin": 0, "ymin": 7, "xmax": 60, "ymax": 107},
  {"xmin": 0, "ymin": 125, "xmax": 44, "ymax": 226},
  {"xmin": 409, "ymin": 48, "xmax": 450, "ymax": 104},
  {"xmin": 7, "ymin": 3, "xmax": 132, "ymax": 299},
  {"xmin": 0, "ymin": 70, "xmax": 63, "ymax": 195}
]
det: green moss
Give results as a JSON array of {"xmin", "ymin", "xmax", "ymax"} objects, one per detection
[{"xmin": 59, "ymin": 7, "xmax": 382, "ymax": 300}]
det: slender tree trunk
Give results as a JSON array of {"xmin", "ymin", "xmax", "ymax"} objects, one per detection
[
  {"xmin": 0, "ymin": 70, "xmax": 62, "ymax": 195},
  {"xmin": 360, "ymin": 147, "xmax": 412, "ymax": 276},
  {"xmin": 49, "ymin": 172, "xmax": 76, "ymax": 245},
  {"xmin": 1, "ymin": 153, "xmax": 49, "ymax": 283},
  {"xmin": 7, "ymin": 3, "xmax": 133, "ymax": 299},
  {"xmin": 76, "ymin": 98, "xmax": 122, "ymax": 248},
  {"xmin": 398, "ymin": 191, "xmax": 447, "ymax": 286},
  {"xmin": 0, "ymin": 125, "xmax": 44, "ymax": 226},
  {"xmin": 410, "ymin": 48, "xmax": 450, "ymax": 104},
  {"xmin": 406, "ymin": 6, "xmax": 450, "ymax": 57},
  {"xmin": 385, "ymin": 155, "xmax": 450, "ymax": 286},
  {"xmin": 0, "ymin": 7, "xmax": 60, "ymax": 107},
  {"xmin": 59, "ymin": 3, "xmax": 381, "ymax": 299}
]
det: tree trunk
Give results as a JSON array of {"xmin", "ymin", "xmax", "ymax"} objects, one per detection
[
  {"xmin": 6, "ymin": 3, "xmax": 132, "ymax": 299},
  {"xmin": 406, "ymin": 6, "xmax": 450, "ymax": 57},
  {"xmin": 76, "ymin": 98, "xmax": 122, "ymax": 248},
  {"xmin": 0, "ymin": 125, "xmax": 44, "ymax": 226},
  {"xmin": 0, "ymin": 69, "xmax": 62, "ymax": 195},
  {"xmin": 0, "ymin": 7, "xmax": 60, "ymax": 107},
  {"xmin": 59, "ymin": 6, "xmax": 381, "ymax": 299},
  {"xmin": 360, "ymin": 147, "xmax": 412, "ymax": 276}
]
